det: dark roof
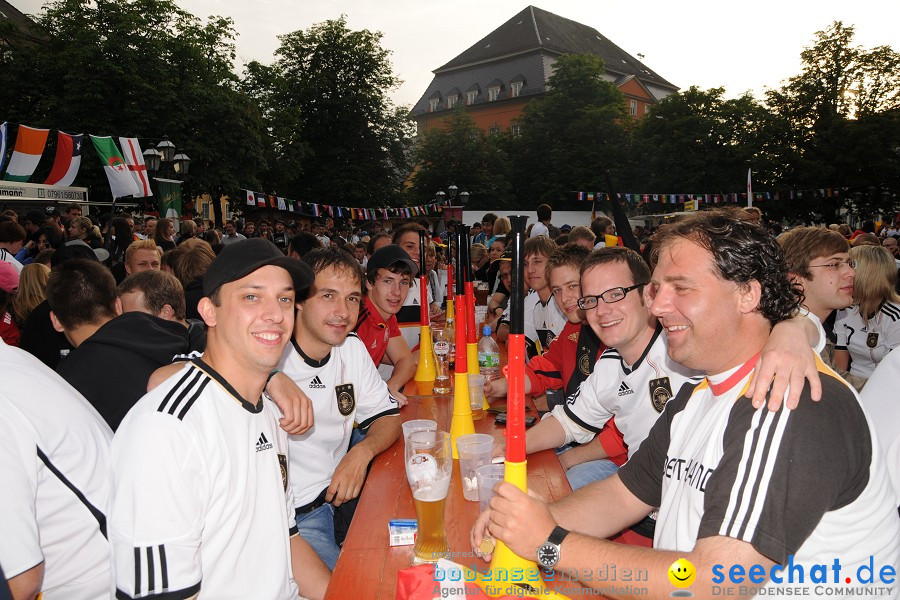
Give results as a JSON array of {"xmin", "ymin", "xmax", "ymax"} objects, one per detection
[
  {"xmin": 0, "ymin": 0, "xmax": 43, "ymax": 44},
  {"xmin": 435, "ymin": 5, "xmax": 676, "ymax": 91}
]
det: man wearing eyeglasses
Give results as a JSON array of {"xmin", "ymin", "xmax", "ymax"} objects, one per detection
[
  {"xmin": 501, "ymin": 246, "xmax": 822, "ymax": 539},
  {"xmin": 777, "ymin": 226, "xmax": 855, "ymax": 369}
]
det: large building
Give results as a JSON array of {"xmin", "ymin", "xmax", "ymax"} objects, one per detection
[{"xmin": 411, "ymin": 6, "xmax": 678, "ymax": 136}]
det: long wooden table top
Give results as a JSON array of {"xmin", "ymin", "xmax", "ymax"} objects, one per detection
[{"xmin": 325, "ymin": 377, "xmax": 605, "ymax": 599}]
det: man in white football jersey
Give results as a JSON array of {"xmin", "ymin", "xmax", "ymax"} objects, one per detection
[
  {"xmin": 473, "ymin": 213, "xmax": 899, "ymax": 598},
  {"xmin": 274, "ymin": 247, "xmax": 401, "ymax": 570},
  {"xmin": 110, "ymin": 238, "xmax": 329, "ymax": 600},
  {"xmin": 0, "ymin": 338, "xmax": 113, "ymax": 600}
]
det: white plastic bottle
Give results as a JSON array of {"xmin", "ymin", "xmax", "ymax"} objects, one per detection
[{"xmin": 477, "ymin": 325, "xmax": 501, "ymax": 380}]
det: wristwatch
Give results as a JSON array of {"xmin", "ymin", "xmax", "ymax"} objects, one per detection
[{"xmin": 536, "ymin": 526, "xmax": 569, "ymax": 568}]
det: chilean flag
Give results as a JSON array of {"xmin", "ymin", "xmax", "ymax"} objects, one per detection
[
  {"xmin": 44, "ymin": 132, "xmax": 84, "ymax": 187},
  {"xmin": 120, "ymin": 137, "xmax": 152, "ymax": 197}
]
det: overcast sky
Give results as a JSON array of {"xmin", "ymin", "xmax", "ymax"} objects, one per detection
[{"xmin": 12, "ymin": 0, "xmax": 900, "ymax": 109}]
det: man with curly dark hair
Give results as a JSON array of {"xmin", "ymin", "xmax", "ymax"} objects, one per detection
[{"xmin": 471, "ymin": 212, "xmax": 899, "ymax": 597}]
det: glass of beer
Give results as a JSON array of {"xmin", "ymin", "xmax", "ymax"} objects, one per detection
[
  {"xmin": 405, "ymin": 430, "xmax": 452, "ymax": 565},
  {"xmin": 431, "ymin": 327, "xmax": 452, "ymax": 394}
]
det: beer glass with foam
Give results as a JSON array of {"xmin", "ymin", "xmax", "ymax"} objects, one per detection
[{"xmin": 405, "ymin": 430, "xmax": 452, "ymax": 564}]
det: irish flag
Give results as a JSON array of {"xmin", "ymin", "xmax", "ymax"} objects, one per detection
[
  {"xmin": 90, "ymin": 135, "xmax": 139, "ymax": 198},
  {"xmin": 3, "ymin": 124, "xmax": 49, "ymax": 182},
  {"xmin": 44, "ymin": 131, "xmax": 83, "ymax": 186}
]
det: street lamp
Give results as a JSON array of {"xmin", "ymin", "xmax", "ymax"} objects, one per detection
[{"xmin": 143, "ymin": 136, "xmax": 190, "ymax": 176}]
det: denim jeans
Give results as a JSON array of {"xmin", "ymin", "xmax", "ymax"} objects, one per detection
[
  {"xmin": 295, "ymin": 503, "xmax": 340, "ymax": 570},
  {"xmin": 564, "ymin": 458, "xmax": 620, "ymax": 490}
]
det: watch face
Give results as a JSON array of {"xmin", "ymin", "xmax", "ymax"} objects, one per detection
[{"xmin": 537, "ymin": 543, "xmax": 559, "ymax": 568}]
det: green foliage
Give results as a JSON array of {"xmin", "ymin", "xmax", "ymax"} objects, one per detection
[
  {"xmin": 509, "ymin": 54, "xmax": 628, "ymax": 207},
  {"xmin": 406, "ymin": 106, "xmax": 513, "ymax": 208},
  {"xmin": 247, "ymin": 16, "xmax": 414, "ymax": 207}
]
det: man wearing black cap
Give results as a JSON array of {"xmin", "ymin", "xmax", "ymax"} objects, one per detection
[
  {"xmin": 110, "ymin": 239, "xmax": 330, "ymax": 600},
  {"xmin": 355, "ymin": 244, "xmax": 418, "ymax": 404}
]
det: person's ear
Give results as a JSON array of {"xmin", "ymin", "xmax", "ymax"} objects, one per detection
[
  {"xmin": 49, "ymin": 311, "xmax": 64, "ymax": 333},
  {"xmin": 198, "ymin": 297, "xmax": 217, "ymax": 328}
]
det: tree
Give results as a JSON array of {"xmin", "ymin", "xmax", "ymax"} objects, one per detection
[
  {"xmin": 405, "ymin": 107, "xmax": 514, "ymax": 208},
  {"xmin": 508, "ymin": 54, "xmax": 629, "ymax": 207},
  {"xmin": 246, "ymin": 17, "xmax": 414, "ymax": 207},
  {"xmin": 0, "ymin": 0, "xmax": 266, "ymax": 203},
  {"xmin": 630, "ymin": 87, "xmax": 774, "ymax": 193}
]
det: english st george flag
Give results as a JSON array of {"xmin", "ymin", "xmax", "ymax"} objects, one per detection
[{"xmin": 120, "ymin": 137, "xmax": 153, "ymax": 198}]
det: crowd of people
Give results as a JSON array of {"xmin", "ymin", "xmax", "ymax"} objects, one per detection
[{"xmin": 1, "ymin": 200, "xmax": 898, "ymax": 599}]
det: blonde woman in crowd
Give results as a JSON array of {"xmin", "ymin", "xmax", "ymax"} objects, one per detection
[
  {"xmin": 834, "ymin": 244, "xmax": 900, "ymax": 389},
  {"xmin": 13, "ymin": 263, "xmax": 50, "ymax": 328}
]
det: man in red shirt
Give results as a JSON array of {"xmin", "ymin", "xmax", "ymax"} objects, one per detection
[{"xmin": 354, "ymin": 245, "xmax": 418, "ymax": 405}]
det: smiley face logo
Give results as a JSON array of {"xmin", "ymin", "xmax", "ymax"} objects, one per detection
[{"xmin": 668, "ymin": 558, "xmax": 696, "ymax": 588}]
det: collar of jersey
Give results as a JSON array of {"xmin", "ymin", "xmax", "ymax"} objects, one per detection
[
  {"xmin": 190, "ymin": 357, "xmax": 264, "ymax": 414},
  {"xmin": 707, "ymin": 353, "xmax": 759, "ymax": 396},
  {"xmin": 620, "ymin": 322, "xmax": 663, "ymax": 375},
  {"xmin": 292, "ymin": 337, "xmax": 331, "ymax": 367},
  {"xmin": 363, "ymin": 295, "xmax": 389, "ymax": 329}
]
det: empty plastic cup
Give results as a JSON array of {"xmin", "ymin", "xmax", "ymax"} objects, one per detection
[
  {"xmin": 456, "ymin": 433, "xmax": 494, "ymax": 501},
  {"xmin": 476, "ymin": 463, "xmax": 505, "ymax": 513}
]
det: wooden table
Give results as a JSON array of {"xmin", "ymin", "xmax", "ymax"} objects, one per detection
[{"xmin": 325, "ymin": 378, "xmax": 604, "ymax": 599}]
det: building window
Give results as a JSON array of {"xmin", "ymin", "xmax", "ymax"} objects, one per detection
[
  {"xmin": 510, "ymin": 124, "xmax": 522, "ymax": 136},
  {"xmin": 489, "ymin": 125, "xmax": 501, "ymax": 135},
  {"xmin": 630, "ymin": 100, "xmax": 637, "ymax": 116},
  {"xmin": 488, "ymin": 87, "xmax": 500, "ymax": 102},
  {"xmin": 202, "ymin": 202, "xmax": 210, "ymax": 220},
  {"xmin": 645, "ymin": 103, "xmax": 651, "ymax": 115},
  {"xmin": 447, "ymin": 95, "xmax": 458, "ymax": 109},
  {"xmin": 467, "ymin": 90, "xmax": 478, "ymax": 105},
  {"xmin": 510, "ymin": 82, "xmax": 523, "ymax": 98},
  {"xmin": 429, "ymin": 98, "xmax": 439, "ymax": 112}
]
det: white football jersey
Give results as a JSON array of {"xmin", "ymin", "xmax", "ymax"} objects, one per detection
[
  {"xmin": 0, "ymin": 339, "xmax": 112, "ymax": 600},
  {"xmin": 551, "ymin": 326, "xmax": 702, "ymax": 458},
  {"xmin": 111, "ymin": 359, "xmax": 299, "ymax": 599},
  {"xmin": 279, "ymin": 333, "xmax": 400, "ymax": 507}
]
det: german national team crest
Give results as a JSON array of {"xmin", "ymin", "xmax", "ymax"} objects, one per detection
[
  {"xmin": 579, "ymin": 349, "xmax": 591, "ymax": 376},
  {"xmin": 867, "ymin": 332, "xmax": 879, "ymax": 348},
  {"xmin": 278, "ymin": 453, "xmax": 288, "ymax": 491},
  {"xmin": 335, "ymin": 383, "xmax": 356, "ymax": 416},
  {"xmin": 649, "ymin": 377, "xmax": 673, "ymax": 413}
]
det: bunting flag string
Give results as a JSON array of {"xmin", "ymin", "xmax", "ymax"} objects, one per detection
[
  {"xmin": 572, "ymin": 188, "xmax": 855, "ymax": 205},
  {"xmin": 239, "ymin": 188, "xmax": 450, "ymax": 220}
]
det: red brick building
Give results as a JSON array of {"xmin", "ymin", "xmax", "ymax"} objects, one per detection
[{"xmin": 411, "ymin": 6, "xmax": 678, "ymax": 136}]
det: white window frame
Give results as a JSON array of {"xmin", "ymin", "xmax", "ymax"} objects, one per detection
[
  {"xmin": 488, "ymin": 125, "xmax": 501, "ymax": 135},
  {"xmin": 630, "ymin": 100, "xmax": 637, "ymax": 116},
  {"xmin": 447, "ymin": 95, "xmax": 458, "ymax": 109},
  {"xmin": 510, "ymin": 82, "xmax": 523, "ymax": 97},
  {"xmin": 510, "ymin": 124, "xmax": 522, "ymax": 136},
  {"xmin": 429, "ymin": 98, "xmax": 439, "ymax": 112},
  {"xmin": 488, "ymin": 87, "xmax": 500, "ymax": 102},
  {"xmin": 467, "ymin": 90, "xmax": 478, "ymax": 105}
]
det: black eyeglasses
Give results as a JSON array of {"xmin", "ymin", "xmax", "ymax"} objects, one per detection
[{"xmin": 577, "ymin": 283, "xmax": 646, "ymax": 310}]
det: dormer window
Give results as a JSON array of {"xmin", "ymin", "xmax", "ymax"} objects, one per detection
[
  {"xmin": 510, "ymin": 82, "xmax": 523, "ymax": 97},
  {"xmin": 428, "ymin": 90, "xmax": 442, "ymax": 113},
  {"xmin": 488, "ymin": 86, "xmax": 500, "ymax": 101},
  {"xmin": 467, "ymin": 90, "xmax": 478, "ymax": 105},
  {"xmin": 448, "ymin": 95, "xmax": 459, "ymax": 108}
]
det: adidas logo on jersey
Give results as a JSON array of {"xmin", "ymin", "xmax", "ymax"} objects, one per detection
[
  {"xmin": 256, "ymin": 432, "xmax": 273, "ymax": 453},
  {"xmin": 618, "ymin": 382, "xmax": 634, "ymax": 396},
  {"xmin": 309, "ymin": 376, "xmax": 326, "ymax": 389}
]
